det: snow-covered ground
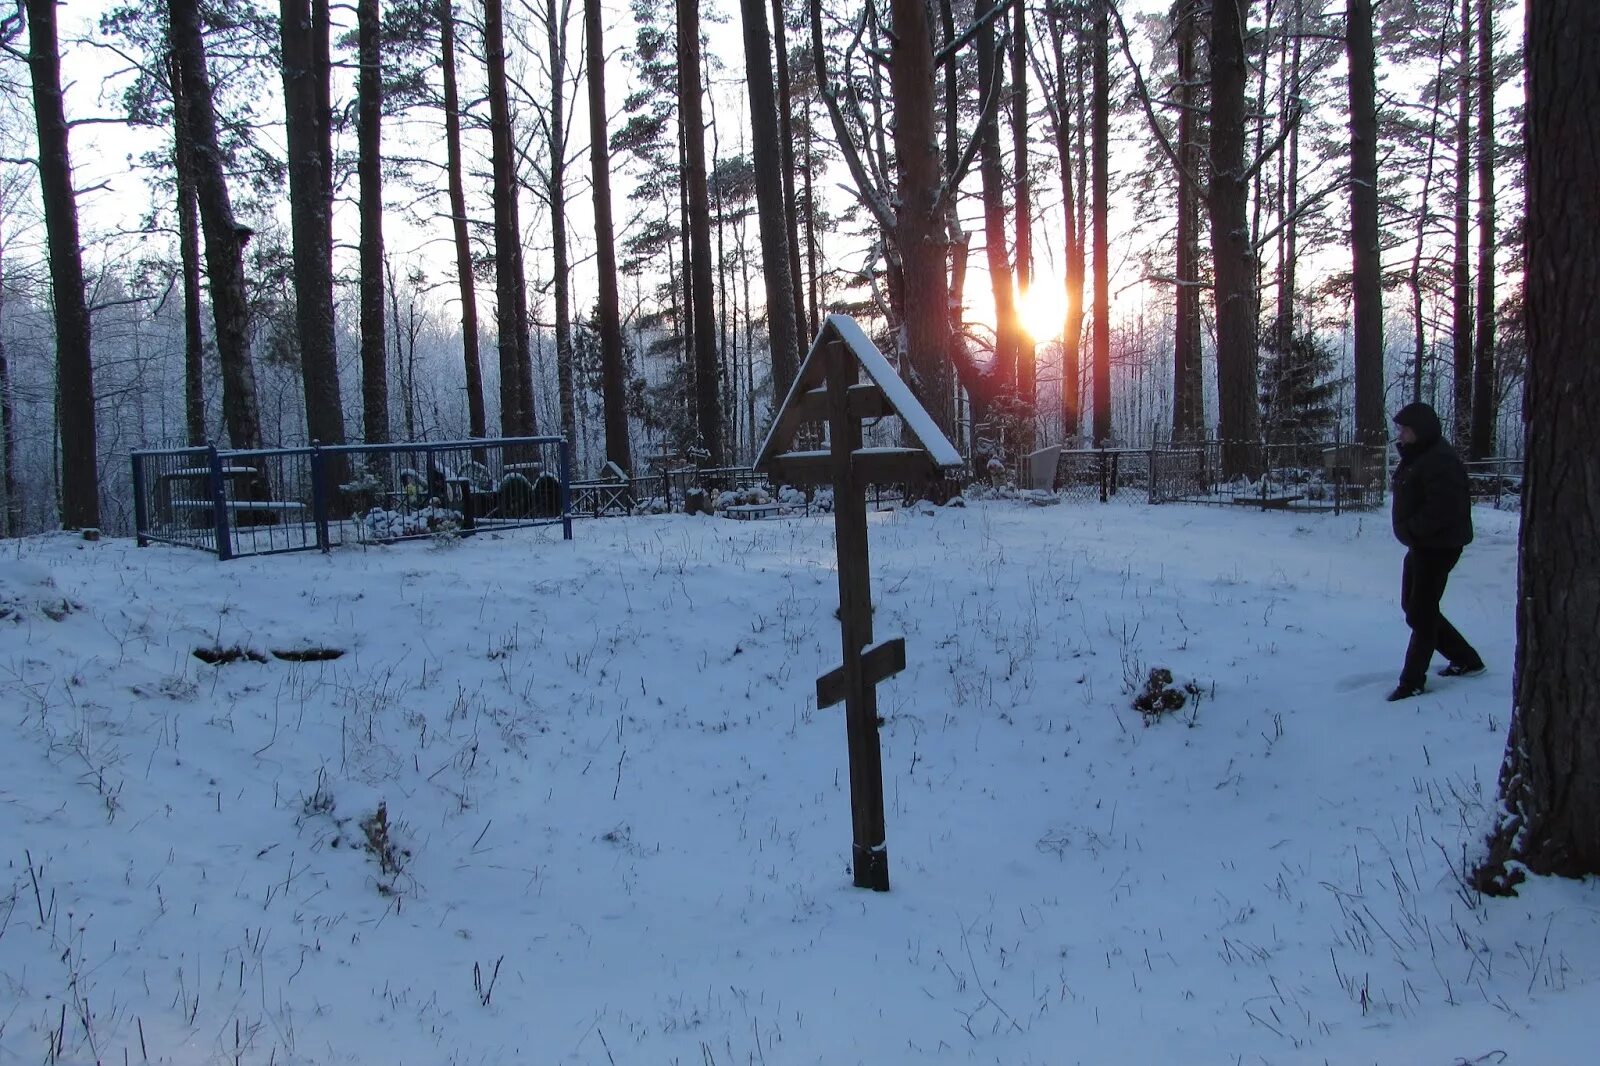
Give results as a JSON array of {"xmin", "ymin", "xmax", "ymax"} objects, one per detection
[{"xmin": 2, "ymin": 499, "xmax": 1596, "ymax": 1065}]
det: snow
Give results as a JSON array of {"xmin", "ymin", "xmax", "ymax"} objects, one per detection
[{"xmin": 2, "ymin": 500, "xmax": 1596, "ymax": 1065}]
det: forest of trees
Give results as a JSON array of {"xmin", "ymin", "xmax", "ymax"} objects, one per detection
[{"xmin": 0, "ymin": 0, "xmax": 1530, "ymax": 535}]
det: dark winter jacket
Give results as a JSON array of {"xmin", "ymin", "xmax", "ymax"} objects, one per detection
[{"xmin": 1390, "ymin": 402, "xmax": 1474, "ymax": 550}]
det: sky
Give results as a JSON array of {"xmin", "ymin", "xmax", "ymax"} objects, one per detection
[{"xmin": 3, "ymin": 490, "xmax": 1596, "ymax": 1064}]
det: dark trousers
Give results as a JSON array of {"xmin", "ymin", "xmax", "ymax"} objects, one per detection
[{"xmin": 1400, "ymin": 547, "xmax": 1480, "ymax": 687}]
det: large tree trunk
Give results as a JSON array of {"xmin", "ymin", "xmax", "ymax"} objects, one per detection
[
  {"xmin": 1272, "ymin": 0, "xmax": 1301, "ymax": 354},
  {"xmin": 679, "ymin": 0, "xmax": 722, "ymax": 464},
  {"xmin": 584, "ymin": 0, "xmax": 633, "ymax": 473},
  {"xmin": 977, "ymin": 2, "xmax": 1020, "ymax": 406},
  {"xmin": 26, "ymin": 0, "xmax": 99, "ymax": 530},
  {"xmin": 1476, "ymin": 0, "xmax": 1600, "ymax": 891},
  {"xmin": 771, "ymin": 0, "xmax": 810, "ymax": 349},
  {"xmin": 548, "ymin": 0, "xmax": 576, "ymax": 453},
  {"xmin": 890, "ymin": 0, "xmax": 954, "ymax": 438},
  {"xmin": 1468, "ymin": 0, "xmax": 1495, "ymax": 459},
  {"xmin": 485, "ymin": 0, "xmax": 534, "ymax": 435},
  {"xmin": 739, "ymin": 0, "xmax": 801, "ymax": 404},
  {"xmin": 169, "ymin": 0, "xmax": 261, "ymax": 450},
  {"xmin": 1090, "ymin": 2, "xmax": 1111, "ymax": 445},
  {"xmin": 280, "ymin": 0, "xmax": 345, "ymax": 447},
  {"xmin": 440, "ymin": 0, "xmax": 487, "ymax": 441},
  {"xmin": 1347, "ymin": 0, "xmax": 1385, "ymax": 446},
  {"xmin": 1011, "ymin": 1, "xmax": 1035, "ymax": 435},
  {"xmin": 169, "ymin": 48, "xmax": 207, "ymax": 446},
  {"xmin": 1173, "ymin": 0, "xmax": 1204, "ymax": 442},
  {"xmin": 357, "ymin": 0, "xmax": 388, "ymax": 443},
  {"xmin": 1208, "ymin": 0, "xmax": 1260, "ymax": 471},
  {"xmin": 1451, "ymin": 0, "xmax": 1473, "ymax": 444},
  {"xmin": 1044, "ymin": 6, "xmax": 1086, "ymax": 442}
]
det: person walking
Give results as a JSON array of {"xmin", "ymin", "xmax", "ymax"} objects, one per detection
[{"xmin": 1386, "ymin": 402, "xmax": 1485, "ymax": 702}]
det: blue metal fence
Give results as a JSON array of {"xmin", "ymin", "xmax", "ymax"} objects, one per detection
[{"xmin": 133, "ymin": 437, "xmax": 572, "ymax": 560}]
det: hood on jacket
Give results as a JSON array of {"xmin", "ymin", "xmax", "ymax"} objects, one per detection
[{"xmin": 1393, "ymin": 402, "xmax": 1443, "ymax": 446}]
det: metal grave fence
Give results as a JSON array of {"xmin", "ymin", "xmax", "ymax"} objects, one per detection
[{"xmin": 133, "ymin": 436, "xmax": 572, "ymax": 560}]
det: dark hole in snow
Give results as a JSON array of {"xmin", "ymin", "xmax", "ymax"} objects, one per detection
[
  {"xmin": 271, "ymin": 647, "xmax": 346, "ymax": 662},
  {"xmin": 193, "ymin": 645, "xmax": 268, "ymax": 665}
]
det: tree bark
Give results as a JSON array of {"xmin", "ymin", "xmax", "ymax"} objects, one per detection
[
  {"xmin": 357, "ymin": 0, "xmax": 389, "ymax": 443},
  {"xmin": 485, "ymin": 0, "xmax": 535, "ymax": 435},
  {"xmin": 771, "ymin": 0, "xmax": 810, "ymax": 348},
  {"xmin": 440, "ymin": 0, "xmax": 488, "ymax": 441},
  {"xmin": 280, "ymin": 0, "xmax": 345, "ymax": 447},
  {"xmin": 1468, "ymin": 0, "xmax": 1495, "ymax": 459},
  {"xmin": 890, "ymin": 0, "xmax": 955, "ymax": 438},
  {"xmin": 679, "ymin": 0, "xmax": 722, "ymax": 464},
  {"xmin": 1091, "ymin": 2, "xmax": 1110, "ymax": 445},
  {"xmin": 1043, "ymin": 5, "xmax": 1086, "ymax": 441},
  {"xmin": 1011, "ymin": 0, "xmax": 1034, "ymax": 433},
  {"xmin": 169, "ymin": 48, "xmax": 207, "ymax": 446},
  {"xmin": 739, "ymin": 0, "xmax": 801, "ymax": 404},
  {"xmin": 1347, "ymin": 0, "xmax": 1385, "ymax": 446},
  {"xmin": 1173, "ymin": 0, "xmax": 1204, "ymax": 442},
  {"xmin": 1208, "ymin": 0, "xmax": 1260, "ymax": 471},
  {"xmin": 169, "ymin": 0, "xmax": 262, "ymax": 450},
  {"xmin": 1451, "ymin": 0, "xmax": 1472, "ymax": 444},
  {"xmin": 25, "ymin": 0, "xmax": 99, "ymax": 529},
  {"xmin": 548, "ymin": 0, "xmax": 577, "ymax": 454},
  {"xmin": 977, "ymin": 2, "xmax": 1020, "ymax": 404},
  {"xmin": 1476, "ymin": 0, "xmax": 1600, "ymax": 891},
  {"xmin": 584, "ymin": 0, "xmax": 633, "ymax": 473}
]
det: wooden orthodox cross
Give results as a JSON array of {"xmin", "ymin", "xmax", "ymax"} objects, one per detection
[{"xmin": 755, "ymin": 316, "xmax": 963, "ymax": 890}]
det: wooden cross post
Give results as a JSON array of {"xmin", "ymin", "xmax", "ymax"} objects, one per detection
[
  {"xmin": 815, "ymin": 339, "xmax": 901, "ymax": 891},
  {"xmin": 756, "ymin": 315, "xmax": 961, "ymax": 893}
]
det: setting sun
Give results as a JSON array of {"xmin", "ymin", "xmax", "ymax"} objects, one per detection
[{"xmin": 1017, "ymin": 279, "xmax": 1069, "ymax": 341}]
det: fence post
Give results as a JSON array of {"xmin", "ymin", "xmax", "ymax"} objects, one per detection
[
  {"xmin": 310, "ymin": 442, "xmax": 331, "ymax": 552},
  {"xmin": 132, "ymin": 452, "xmax": 150, "ymax": 547},
  {"xmin": 1147, "ymin": 422, "xmax": 1158, "ymax": 505},
  {"xmin": 662, "ymin": 471, "xmax": 672, "ymax": 512},
  {"xmin": 558, "ymin": 437, "xmax": 573, "ymax": 541},
  {"xmin": 1098, "ymin": 449, "xmax": 1108, "ymax": 503},
  {"xmin": 208, "ymin": 444, "xmax": 233, "ymax": 561}
]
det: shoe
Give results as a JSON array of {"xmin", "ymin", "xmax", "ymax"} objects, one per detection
[
  {"xmin": 1436, "ymin": 661, "xmax": 1486, "ymax": 678},
  {"xmin": 1386, "ymin": 682, "xmax": 1425, "ymax": 702}
]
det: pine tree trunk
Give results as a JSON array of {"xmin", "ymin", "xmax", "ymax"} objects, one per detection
[
  {"xmin": 548, "ymin": 0, "xmax": 577, "ymax": 455},
  {"xmin": 485, "ymin": 0, "xmax": 534, "ymax": 436},
  {"xmin": 357, "ymin": 0, "xmax": 388, "ymax": 443},
  {"xmin": 440, "ymin": 0, "xmax": 487, "ymax": 441},
  {"xmin": 280, "ymin": 0, "xmax": 345, "ymax": 447},
  {"xmin": 1272, "ymin": 0, "xmax": 1302, "ymax": 354},
  {"xmin": 1173, "ymin": 0, "xmax": 1204, "ymax": 442},
  {"xmin": 169, "ymin": 49, "xmax": 207, "ymax": 446},
  {"xmin": 1208, "ymin": 0, "xmax": 1260, "ymax": 473},
  {"xmin": 25, "ymin": 0, "xmax": 99, "ymax": 530},
  {"xmin": 739, "ymin": 0, "xmax": 801, "ymax": 404},
  {"xmin": 679, "ymin": 0, "xmax": 722, "ymax": 464},
  {"xmin": 1451, "ymin": 0, "xmax": 1473, "ymax": 444},
  {"xmin": 168, "ymin": 0, "xmax": 262, "ymax": 450},
  {"xmin": 890, "ymin": 0, "xmax": 955, "ymax": 438},
  {"xmin": 977, "ymin": 4, "xmax": 1019, "ymax": 403},
  {"xmin": 1045, "ymin": 8, "xmax": 1086, "ymax": 442},
  {"xmin": 1091, "ymin": 2, "xmax": 1111, "ymax": 446},
  {"xmin": 1011, "ymin": 2, "xmax": 1035, "ymax": 435},
  {"xmin": 770, "ymin": 0, "xmax": 810, "ymax": 349},
  {"xmin": 584, "ymin": 0, "xmax": 633, "ymax": 473},
  {"xmin": 1468, "ymin": 0, "xmax": 1495, "ymax": 459},
  {"xmin": 1477, "ymin": 0, "xmax": 1600, "ymax": 890},
  {"xmin": 1347, "ymin": 0, "xmax": 1385, "ymax": 447}
]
